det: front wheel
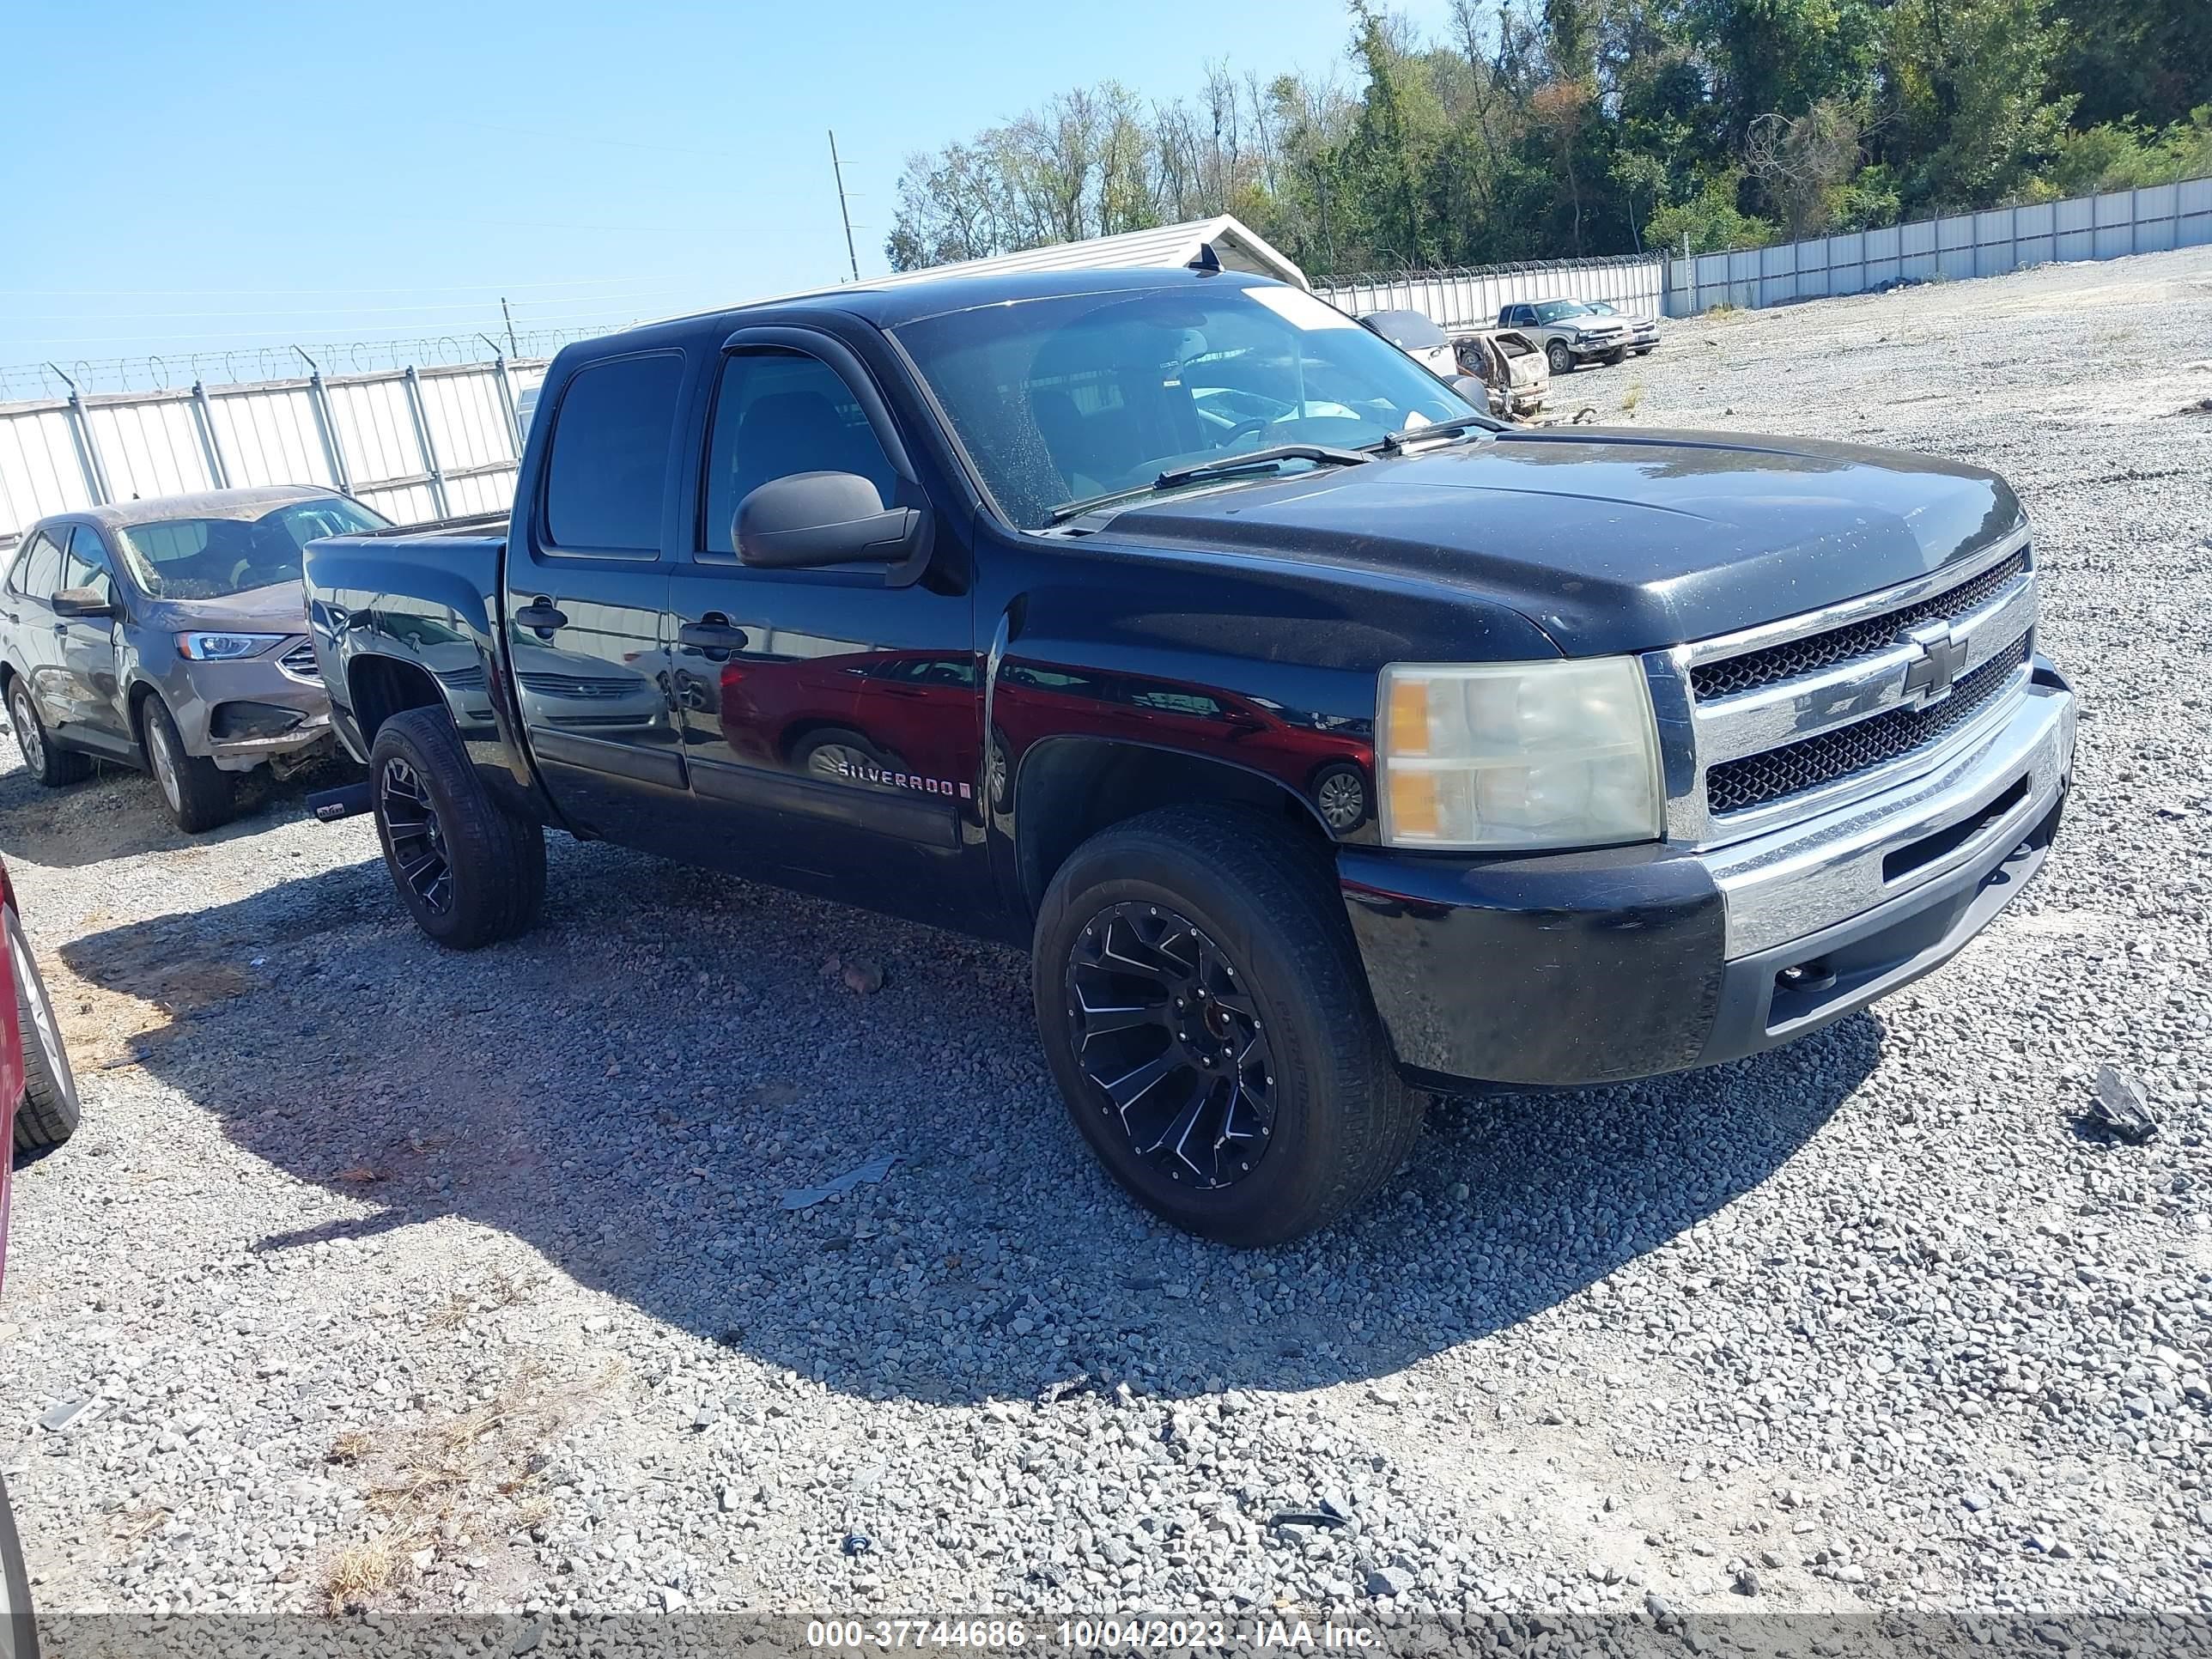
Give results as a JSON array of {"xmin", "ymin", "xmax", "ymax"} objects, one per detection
[
  {"xmin": 7, "ymin": 903, "xmax": 79, "ymax": 1152},
  {"xmin": 1546, "ymin": 340, "xmax": 1574, "ymax": 377},
  {"xmin": 1032, "ymin": 805, "xmax": 1422, "ymax": 1247},
  {"xmin": 140, "ymin": 696, "xmax": 234, "ymax": 833},
  {"xmin": 368, "ymin": 708, "xmax": 545, "ymax": 950},
  {"xmin": 1601, "ymin": 347, "xmax": 1627, "ymax": 366}
]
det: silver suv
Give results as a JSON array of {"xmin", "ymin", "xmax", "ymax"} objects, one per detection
[{"xmin": 1, "ymin": 486, "xmax": 386, "ymax": 832}]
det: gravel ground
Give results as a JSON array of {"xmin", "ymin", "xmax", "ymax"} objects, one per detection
[{"xmin": 1, "ymin": 247, "xmax": 2208, "ymax": 1636}]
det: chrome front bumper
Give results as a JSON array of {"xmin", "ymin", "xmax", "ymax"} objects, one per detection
[{"xmin": 1707, "ymin": 663, "xmax": 2075, "ymax": 958}]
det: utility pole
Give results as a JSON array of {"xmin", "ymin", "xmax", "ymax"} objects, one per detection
[
  {"xmin": 501, "ymin": 296, "xmax": 520, "ymax": 358},
  {"xmin": 828, "ymin": 129, "xmax": 861, "ymax": 283}
]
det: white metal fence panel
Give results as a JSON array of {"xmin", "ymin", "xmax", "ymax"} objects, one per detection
[
  {"xmin": 1316, "ymin": 256, "xmax": 1665, "ymax": 331},
  {"xmin": 0, "ymin": 356, "xmax": 551, "ymax": 544},
  {"xmin": 1662, "ymin": 174, "xmax": 2212, "ymax": 315},
  {"xmin": 2182, "ymin": 177, "xmax": 2212, "ymax": 246}
]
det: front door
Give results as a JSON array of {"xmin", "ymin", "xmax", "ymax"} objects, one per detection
[
  {"xmin": 54, "ymin": 524, "xmax": 130, "ymax": 750},
  {"xmin": 503, "ymin": 349, "xmax": 687, "ymax": 851},
  {"xmin": 666, "ymin": 336, "xmax": 981, "ymax": 924}
]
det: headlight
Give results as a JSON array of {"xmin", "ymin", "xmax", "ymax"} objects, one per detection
[
  {"xmin": 175, "ymin": 631, "xmax": 287, "ymax": 661},
  {"xmin": 1378, "ymin": 658, "xmax": 1663, "ymax": 850}
]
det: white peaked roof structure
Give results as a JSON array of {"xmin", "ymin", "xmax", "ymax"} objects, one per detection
[{"xmin": 867, "ymin": 215, "xmax": 1312, "ymax": 291}]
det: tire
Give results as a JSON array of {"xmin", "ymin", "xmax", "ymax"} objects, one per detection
[
  {"xmin": 8, "ymin": 679, "xmax": 91, "ymax": 788},
  {"xmin": 1633, "ymin": 346, "xmax": 1654, "ymax": 356},
  {"xmin": 1032, "ymin": 804, "xmax": 1422, "ymax": 1247},
  {"xmin": 7, "ymin": 903, "xmax": 79, "ymax": 1153},
  {"xmin": 0, "ymin": 1474, "xmax": 38, "ymax": 1659},
  {"xmin": 139, "ymin": 696, "xmax": 234, "ymax": 833},
  {"xmin": 1546, "ymin": 340, "xmax": 1573, "ymax": 377},
  {"xmin": 368, "ymin": 707, "xmax": 545, "ymax": 950},
  {"xmin": 793, "ymin": 727, "xmax": 897, "ymax": 782},
  {"xmin": 1601, "ymin": 347, "xmax": 1627, "ymax": 366}
]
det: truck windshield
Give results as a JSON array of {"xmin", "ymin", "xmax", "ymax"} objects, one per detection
[
  {"xmin": 117, "ymin": 496, "xmax": 387, "ymax": 600},
  {"xmin": 893, "ymin": 283, "xmax": 1480, "ymax": 530}
]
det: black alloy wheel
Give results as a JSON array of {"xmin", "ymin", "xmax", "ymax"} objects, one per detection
[
  {"xmin": 1065, "ymin": 900, "xmax": 1276, "ymax": 1190},
  {"xmin": 378, "ymin": 755, "xmax": 453, "ymax": 917}
]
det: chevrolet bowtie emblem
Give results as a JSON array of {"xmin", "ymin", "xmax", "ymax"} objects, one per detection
[{"xmin": 1899, "ymin": 618, "xmax": 1972, "ymax": 706}]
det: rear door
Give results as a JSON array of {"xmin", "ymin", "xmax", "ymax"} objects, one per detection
[
  {"xmin": 503, "ymin": 349, "xmax": 688, "ymax": 850},
  {"xmin": 3, "ymin": 531, "xmax": 67, "ymax": 727},
  {"xmin": 666, "ymin": 329, "xmax": 981, "ymax": 922},
  {"xmin": 54, "ymin": 524, "xmax": 130, "ymax": 749}
]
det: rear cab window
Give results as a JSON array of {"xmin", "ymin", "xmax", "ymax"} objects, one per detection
[{"xmin": 542, "ymin": 353, "xmax": 686, "ymax": 556}]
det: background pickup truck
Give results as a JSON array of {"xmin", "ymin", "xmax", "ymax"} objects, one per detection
[{"xmin": 304, "ymin": 264, "xmax": 2074, "ymax": 1247}]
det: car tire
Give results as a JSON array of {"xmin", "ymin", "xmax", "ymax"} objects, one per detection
[
  {"xmin": 1601, "ymin": 347, "xmax": 1627, "ymax": 366},
  {"xmin": 368, "ymin": 707, "xmax": 545, "ymax": 951},
  {"xmin": 6, "ymin": 903, "xmax": 79, "ymax": 1153},
  {"xmin": 0, "ymin": 1474, "xmax": 38, "ymax": 1659},
  {"xmin": 1032, "ymin": 804, "xmax": 1422, "ymax": 1248},
  {"xmin": 1545, "ymin": 340, "xmax": 1573, "ymax": 376},
  {"xmin": 139, "ymin": 696, "xmax": 234, "ymax": 833},
  {"xmin": 793, "ymin": 727, "xmax": 898, "ymax": 782},
  {"xmin": 7, "ymin": 680, "xmax": 91, "ymax": 788},
  {"xmin": 1633, "ymin": 346, "xmax": 1654, "ymax": 356}
]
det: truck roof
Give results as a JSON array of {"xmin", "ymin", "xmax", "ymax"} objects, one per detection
[{"xmin": 608, "ymin": 265, "xmax": 1276, "ymax": 349}]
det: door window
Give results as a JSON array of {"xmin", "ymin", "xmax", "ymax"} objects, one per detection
[
  {"xmin": 542, "ymin": 352, "xmax": 685, "ymax": 555},
  {"xmin": 701, "ymin": 349, "xmax": 900, "ymax": 556},
  {"xmin": 63, "ymin": 525, "xmax": 115, "ymax": 601},
  {"xmin": 15, "ymin": 531, "xmax": 64, "ymax": 601}
]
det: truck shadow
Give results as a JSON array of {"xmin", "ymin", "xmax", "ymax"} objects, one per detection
[{"xmin": 58, "ymin": 837, "xmax": 1879, "ymax": 1407}]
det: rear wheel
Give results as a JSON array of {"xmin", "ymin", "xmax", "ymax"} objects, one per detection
[
  {"xmin": 1546, "ymin": 340, "xmax": 1574, "ymax": 377},
  {"xmin": 140, "ymin": 696, "xmax": 234, "ymax": 833},
  {"xmin": 793, "ymin": 727, "xmax": 896, "ymax": 783},
  {"xmin": 7, "ymin": 904, "xmax": 79, "ymax": 1152},
  {"xmin": 368, "ymin": 708, "xmax": 544, "ymax": 950},
  {"xmin": 8, "ymin": 680, "xmax": 91, "ymax": 788},
  {"xmin": 1033, "ymin": 805, "xmax": 1422, "ymax": 1247}
]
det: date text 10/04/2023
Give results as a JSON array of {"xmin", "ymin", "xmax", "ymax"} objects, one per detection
[{"xmin": 805, "ymin": 1620, "xmax": 1381, "ymax": 1650}]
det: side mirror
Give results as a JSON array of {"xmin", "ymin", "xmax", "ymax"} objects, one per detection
[
  {"xmin": 735, "ymin": 472, "xmax": 929, "ymax": 572},
  {"xmin": 52, "ymin": 587, "xmax": 117, "ymax": 620}
]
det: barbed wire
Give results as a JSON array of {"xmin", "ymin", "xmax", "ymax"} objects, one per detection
[{"xmin": 0, "ymin": 325, "xmax": 620, "ymax": 404}]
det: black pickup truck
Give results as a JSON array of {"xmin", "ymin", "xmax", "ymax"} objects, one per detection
[{"xmin": 302, "ymin": 264, "xmax": 2075, "ymax": 1246}]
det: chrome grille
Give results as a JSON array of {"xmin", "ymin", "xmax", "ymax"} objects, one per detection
[
  {"xmin": 516, "ymin": 671, "xmax": 635, "ymax": 701},
  {"xmin": 1692, "ymin": 551, "xmax": 2029, "ymax": 701},
  {"xmin": 1705, "ymin": 634, "xmax": 2031, "ymax": 815},
  {"xmin": 276, "ymin": 641, "xmax": 319, "ymax": 682},
  {"xmin": 1667, "ymin": 531, "xmax": 2039, "ymax": 845}
]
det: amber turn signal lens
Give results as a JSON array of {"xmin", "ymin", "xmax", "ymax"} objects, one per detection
[
  {"xmin": 1386, "ymin": 678, "xmax": 1431, "ymax": 756},
  {"xmin": 1386, "ymin": 770, "xmax": 1441, "ymax": 838}
]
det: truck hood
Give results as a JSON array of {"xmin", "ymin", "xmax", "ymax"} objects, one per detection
[
  {"xmin": 1103, "ymin": 428, "xmax": 2025, "ymax": 655},
  {"xmin": 142, "ymin": 580, "xmax": 307, "ymax": 635}
]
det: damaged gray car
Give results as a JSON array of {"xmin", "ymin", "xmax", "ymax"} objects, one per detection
[{"xmin": 1, "ymin": 487, "xmax": 385, "ymax": 831}]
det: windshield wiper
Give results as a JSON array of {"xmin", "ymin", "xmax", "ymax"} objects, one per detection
[
  {"xmin": 1152, "ymin": 443, "xmax": 1374, "ymax": 489},
  {"xmin": 1369, "ymin": 414, "xmax": 1500, "ymax": 453},
  {"xmin": 1046, "ymin": 444, "xmax": 1373, "ymax": 525}
]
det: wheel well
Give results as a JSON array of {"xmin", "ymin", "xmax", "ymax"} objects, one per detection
[
  {"xmin": 127, "ymin": 678, "xmax": 161, "ymax": 738},
  {"xmin": 347, "ymin": 654, "xmax": 447, "ymax": 745},
  {"xmin": 1015, "ymin": 738, "xmax": 1332, "ymax": 914}
]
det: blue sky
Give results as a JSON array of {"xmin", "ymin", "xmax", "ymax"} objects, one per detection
[{"xmin": 1, "ymin": 0, "xmax": 1446, "ymax": 380}]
